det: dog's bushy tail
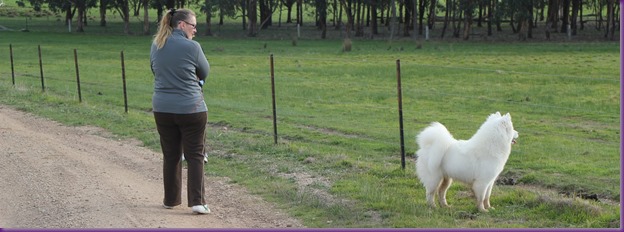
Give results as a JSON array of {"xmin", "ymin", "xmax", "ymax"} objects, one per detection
[{"xmin": 415, "ymin": 122, "xmax": 455, "ymax": 185}]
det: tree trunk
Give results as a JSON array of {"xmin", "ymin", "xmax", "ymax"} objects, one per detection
[
  {"xmin": 412, "ymin": 0, "xmax": 417, "ymax": 39},
  {"xmin": 142, "ymin": 0, "xmax": 149, "ymax": 35},
  {"xmin": 418, "ymin": 0, "xmax": 425, "ymax": 35},
  {"xmin": 604, "ymin": 0, "xmax": 616, "ymax": 40},
  {"xmin": 64, "ymin": 5, "xmax": 73, "ymax": 26},
  {"xmin": 99, "ymin": 0, "xmax": 107, "ymax": 27},
  {"xmin": 241, "ymin": 1, "xmax": 247, "ymax": 30},
  {"xmin": 204, "ymin": 0, "xmax": 213, "ymax": 36},
  {"xmin": 120, "ymin": 0, "xmax": 131, "ymax": 34},
  {"xmin": 476, "ymin": 0, "xmax": 483, "ymax": 27},
  {"xmin": 259, "ymin": 0, "xmax": 272, "ymax": 29},
  {"xmin": 440, "ymin": 0, "xmax": 450, "ymax": 38},
  {"xmin": 336, "ymin": 0, "xmax": 343, "ymax": 30},
  {"xmin": 579, "ymin": 0, "xmax": 584, "ymax": 30},
  {"xmin": 355, "ymin": 0, "xmax": 363, "ymax": 37},
  {"xmin": 76, "ymin": 0, "xmax": 86, "ymax": 32},
  {"xmin": 315, "ymin": 0, "xmax": 327, "ymax": 38},
  {"xmin": 547, "ymin": 0, "xmax": 560, "ymax": 30},
  {"xmin": 570, "ymin": 0, "xmax": 579, "ymax": 35},
  {"xmin": 428, "ymin": 0, "xmax": 436, "ymax": 30},
  {"xmin": 340, "ymin": 0, "xmax": 355, "ymax": 38},
  {"xmin": 371, "ymin": 0, "xmax": 378, "ymax": 35},
  {"xmin": 560, "ymin": 0, "xmax": 570, "ymax": 33},
  {"xmin": 389, "ymin": 0, "xmax": 397, "ymax": 41},
  {"xmin": 286, "ymin": 3, "xmax": 293, "ymax": 23},
  {"xmin": 296, "ymin": 0, "xmax": 303, "ymax": 25},
  {"xmin": 462, "ymin": 0, "xmax": 473, "ymax": 40},
  {"xmin": 403, "ymin": 0, "xmax": 412, "ymax": 37},
  {"xmin": 518, "ymin": 19, "xmax": 528, "ymax": 41},
  {"xmin": 487, "ymin": 0, "xmax": 492, "ymax": 36},
  {"xmin": 247, "ymin": 0, "xmax": 257, "ymax": 36},
  {"xmin": 282, "ymin": 0, "xmax": 294, "ymax": 23}
]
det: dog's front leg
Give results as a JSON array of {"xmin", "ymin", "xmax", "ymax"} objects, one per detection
[
  {"xmin": 483, "ymin": 182, "xmax": 495, "ymax": 210},
  {"xmin": 472, "ymin": 182, "xmax": 489, "ymax": 212}
]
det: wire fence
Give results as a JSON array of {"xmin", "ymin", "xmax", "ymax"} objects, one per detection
[{"xmin": 2, "ymin": 43, "xmax": 620, "ymax": 170}]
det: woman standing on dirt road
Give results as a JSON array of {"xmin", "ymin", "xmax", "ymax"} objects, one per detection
[{"xmin": 150, "ymin": 8, "xmax": 210, "ymax": 215}]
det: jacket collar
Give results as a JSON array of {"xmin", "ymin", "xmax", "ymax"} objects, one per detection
[{"xmin": 172, "ymin": 28, "xmax": 188, "ymax": 39}]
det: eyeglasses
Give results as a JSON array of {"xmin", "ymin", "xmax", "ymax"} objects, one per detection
[{"xmin": 182, "ymin": 20, "xmax": 196, "ymax": 29}]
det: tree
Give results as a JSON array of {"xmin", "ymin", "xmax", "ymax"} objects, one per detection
[
  {"xmin": 141, "ymin": 0, "xmax": 149, "ymax": 35},
  {"xmin": 100, "ymin": 0, "xmax": 110, "ymax": 26},
  {"xmin": 111, "ymin": 0, "xmax": 131, "ymax": 34},
  {"xmin": 370, "ymin": 0, "xmax": 378, "ymax": 35},
  {"xmin": 73, "ymin": 0, "xmax": 87, "ymax": 32},
  {"xmin": 570, "ymin": 0, "xmax": 580, "ymax": 35},
  {"xmin": 258, "ymin": 0, "xmax": 275, "ymax": 29},
  {"xmin": 201, "ymin": 0, "xmax": 216, "ymax": 35},
  {"xmin": 353, "ymin": 0, "xmax": 364, "ymax": 37},
  {"xmin": 296, "ymin": 0, "xmax": 302, "ymax": 25},
  {"xmin": 427, "ymin": 0, "xmax": 436, "ymax": 30},
  {"xmin": 439, "ymin": 0, "xmax": 450, "ymax": 38},
  {"xmin": 604, "ymin": 0, "xmax": 617, "ymax": 40},
  {"xmin": 247, "ymin": 0, "xmax": 258, "ymax": 36},
  {"xmin": 281, "ymin": 0, "xmax": 295, "ymax": 23},
  {"xmin": 559, "ymin": 0, "xmax": 569, "ymax": 33},
  {"xmin": 402, "ymin": 0, "xmax": 412, "ymax": 37},
  {"xmin": 339, "ymin": 0, "xmax": 355, "ymax": 38},
  {"xmin": 216, "ymin": 0, "xmax": 237, "ymax": 25},
  {"xmin": 461, "ymin": 0, "xmax": 475, "ymax": 40},
  {"xmin": 315, "ymin": 0, "xmax": 328, "ymax": 38},
  {"xmin": 388, "ymin": 0, "xmax": 397, "ymax": 40},
  {"xmin": 514, "ymin": 0, "xmax": 533, "ymax": 40}
]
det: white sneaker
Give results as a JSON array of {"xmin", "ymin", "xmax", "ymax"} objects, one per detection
[
  {"xmin": 182, "ymin": 153, "xmax": 208, "ymax": 163},
  {"xmin": 163, "ymin": 204, "xmax": 175, "ymax": 209},
  {"xmin": 192, "ymin": 205, "xmax": 211, "ymax": 214}
]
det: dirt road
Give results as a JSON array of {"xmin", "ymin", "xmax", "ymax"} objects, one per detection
[{"xmin": 0, "ymin": 105, "xmax": 303, "ymax": 229}]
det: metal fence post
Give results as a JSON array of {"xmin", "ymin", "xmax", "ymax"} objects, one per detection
[
  {"xmin": 396, "ymin": 59, "xmax": 406, "ymax": 170},
  {"xmin": 121, "ymin": 50, "xmax": 128, "ymax": 113},
  {"xmin": 38, "ymin": 45, "xmax": 45, "ymax": 92},
  {"xmin": 74, "ymin": 49, "xmax": 82, "ymax": 103},
  {"xmin": 270, "ymin": 54, "xmax": 278, "ymax": 144}
]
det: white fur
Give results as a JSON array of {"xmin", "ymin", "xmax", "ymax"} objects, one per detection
[{"xmin": 415, "ymin": 112, "xmax": 518, "ymax": 212}]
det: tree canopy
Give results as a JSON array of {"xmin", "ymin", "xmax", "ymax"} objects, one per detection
[{"xmin": 16, "ymin": 0, "xmax": 621, "ymax": 41}]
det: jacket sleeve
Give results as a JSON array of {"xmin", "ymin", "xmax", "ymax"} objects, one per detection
[{"xmin": 194, "ymin": 43, "xmax": 210, "ymax": 81}]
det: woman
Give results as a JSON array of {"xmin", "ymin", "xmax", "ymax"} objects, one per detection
[{"xmin": 150, "ymin": 8, "xmax": 210, "ymax": 214}]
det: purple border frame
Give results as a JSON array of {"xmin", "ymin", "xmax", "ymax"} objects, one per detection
[{"xmin": 1, "ymin": 2, "xmax": 623, "ymax": 232}]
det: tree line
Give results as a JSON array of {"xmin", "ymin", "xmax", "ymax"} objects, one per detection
[{"xmin": 20, "ymin": 0, "xmax": 620, "ymax": 40}]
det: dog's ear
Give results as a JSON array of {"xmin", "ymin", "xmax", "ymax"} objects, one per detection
[
  {"xmin": 488, "ymin": 112, "xmax": 500, "ymax": 121},
  {"xmin": 504, "ymin": 113, "xmax": 511, "ymax": 119}
]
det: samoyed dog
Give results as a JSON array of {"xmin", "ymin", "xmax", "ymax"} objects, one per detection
[{"xmin": 415, "ymin": 112, "xmax": 518, "ymax": 212}]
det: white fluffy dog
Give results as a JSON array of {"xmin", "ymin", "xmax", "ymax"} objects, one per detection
[{"xmin": 415, "ymin": 112, "xmax": 518, "ymax": 212}]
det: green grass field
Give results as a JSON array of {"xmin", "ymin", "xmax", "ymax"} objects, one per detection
[{"xmin": 0, "ymin": 4, "xmax": 620, "ymax": 228}]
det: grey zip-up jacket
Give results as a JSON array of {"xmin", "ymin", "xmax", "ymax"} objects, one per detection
[{"xmin": 150, "ymin": 29, "xmax": 210, "ymax": 114}]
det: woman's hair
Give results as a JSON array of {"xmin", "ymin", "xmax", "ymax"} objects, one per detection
[{"xmin": 153, "ymin": 8, "xmax": 195, "ymax": 49}]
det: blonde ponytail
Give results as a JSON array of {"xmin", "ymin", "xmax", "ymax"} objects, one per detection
[{"xmin": 153, "ymin": 8, "xmax": 195, "ymax": 49}]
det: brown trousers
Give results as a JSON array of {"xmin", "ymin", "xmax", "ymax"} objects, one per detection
[{"xmin": 154, "ymin": 112, "xmax": 207, "ymax": 207}]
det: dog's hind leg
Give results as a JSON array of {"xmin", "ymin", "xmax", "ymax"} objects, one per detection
[
  {"xmin": 423, "ymin": 175, "xmax": 443, "ymax": 208},
  {"xmin": 472, "ymin": 182, "xmax": 489, "ymax": 212},
  {"xmin": 437, "ymin": 177, "xmax": 452, "ymax": 207}
]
